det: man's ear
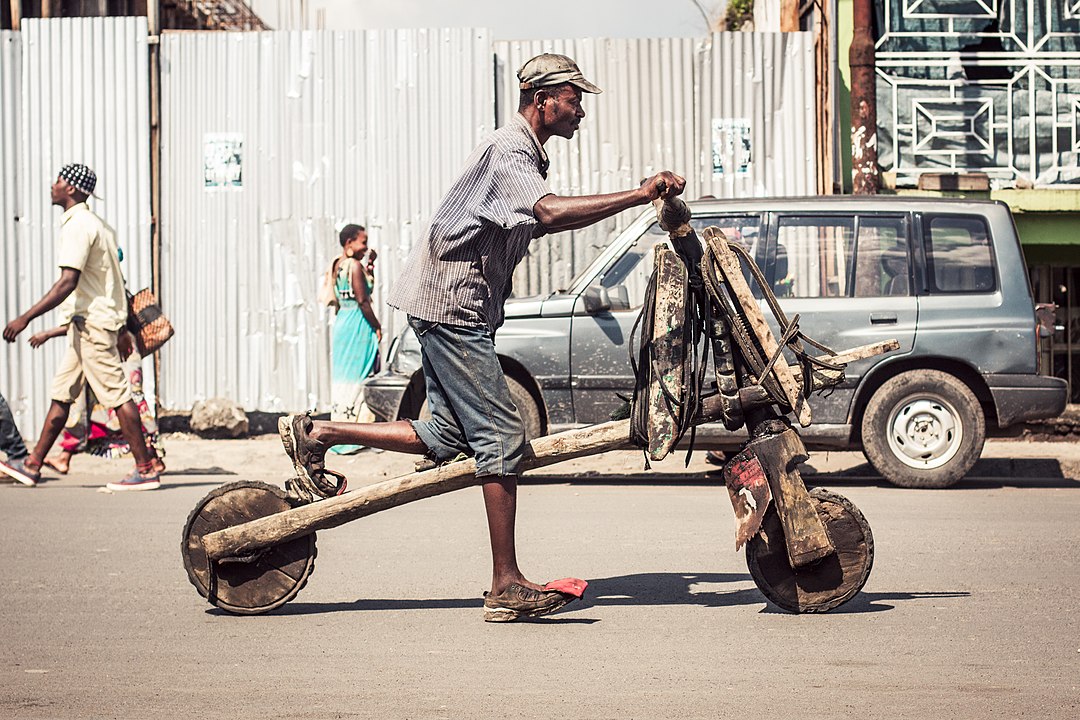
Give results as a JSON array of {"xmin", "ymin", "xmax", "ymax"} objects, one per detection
[{"xmin": 534, "ymin": 89, "xmax": 550, "ymax": 109}]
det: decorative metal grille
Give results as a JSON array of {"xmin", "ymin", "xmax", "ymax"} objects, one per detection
[{"xmin": 876, "ymin": 0, "xmax": 1080, "ymax": 186}]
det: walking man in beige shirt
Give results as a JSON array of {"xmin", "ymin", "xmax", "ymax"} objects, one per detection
[{"xmin": 3, "ymin": 164, "xmax": 161, "ymax": 490}]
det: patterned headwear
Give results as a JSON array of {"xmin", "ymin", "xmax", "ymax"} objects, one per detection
[{"xmin": 58, "ymin": 163, "xmax": 97, "ymax": 197}]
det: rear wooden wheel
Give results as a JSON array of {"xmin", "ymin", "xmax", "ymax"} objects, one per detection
[
  {"xmin": 746, "ymin": 488, "xmax": 874, "ymax": 613},
  {"xmin": 182, "ymin": 481, "xmax": 316, "ymax": 615}
]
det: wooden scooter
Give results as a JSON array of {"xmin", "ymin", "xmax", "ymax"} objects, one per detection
[{"xmin": 181, "ymin": 196, "xmax": 896, "ymax": 616}]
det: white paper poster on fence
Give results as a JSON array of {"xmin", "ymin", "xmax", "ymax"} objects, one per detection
[
  {"xmin": 204, "ymin": 133, "xmax": 244, "ymax": 190},
  {"xmin": 711, "ymin": 118, "xmax": 752, "ymax": 177}
]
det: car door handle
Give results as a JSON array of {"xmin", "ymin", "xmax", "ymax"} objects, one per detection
[{"xmin": 870, "ymin": 313, "xmax": 897, "ymax": 325}]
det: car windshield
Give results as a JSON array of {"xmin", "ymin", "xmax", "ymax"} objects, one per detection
[{"xmin": 564, "ymin": 209, "xmax": 765, "ymax": 294}]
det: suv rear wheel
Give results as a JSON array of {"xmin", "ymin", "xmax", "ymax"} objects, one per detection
[
  {"xmin": 861, "ymin": 370, "xmax": 985, "ymax": 488},
  {"xmin": 419, "ymin": 375, "xmax": 543, "ymax": 441}
]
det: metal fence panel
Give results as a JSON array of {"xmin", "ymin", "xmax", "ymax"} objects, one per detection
[
  {"xmin": 875, "ymin": 0, "xmax": 1080, "ymax": 186},
  {"xmin": 1, "ymin": 33, "xmax": 21, "ymax": 359},
  {"xmin": 495, "ymin": 33, "xmax": 816, "ymax": 297},
  {"xmin": 696, "ymin": 32, "xmax": 817, "ymax": 199},
  {"xmin": 159, "ymin": 28, "xmax": 494, "ymax": 414},
  {"xmin": 0, "ymin": 17, "xmax": 151, "ymax": 434}
]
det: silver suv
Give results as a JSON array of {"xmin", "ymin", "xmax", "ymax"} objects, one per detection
[{"xmin": 367, "ymin": 196, "xmax": 1067, "ymax": 488}]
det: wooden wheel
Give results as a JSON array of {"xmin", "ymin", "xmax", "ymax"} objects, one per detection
[
  {"xmin": 182, "ymin": 481, "xmax": 316, "ymax": 615},
  {"xmin": 746, "ymin": 487, "xmax": 874, "ymax": 613}
]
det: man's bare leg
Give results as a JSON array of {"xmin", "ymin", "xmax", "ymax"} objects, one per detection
[
  {"xmin": 300, "ymin": 418, "xmax": 539, "ymax": 593},
  {"xmin": 482, "ymin": 476, "xmax": 542, "ymax": 594},
  {"xmin": 308, "ymin": 419, "xmax": 430, "ymax": 455},
  {"xmin": 23, "ymin": 400, "xmax": 71, "ymax": 473}
]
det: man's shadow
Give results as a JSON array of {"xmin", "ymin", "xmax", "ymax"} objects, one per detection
[{"xmin": 245, "ymin": 571, "xmax": 968, "ymax": 618}]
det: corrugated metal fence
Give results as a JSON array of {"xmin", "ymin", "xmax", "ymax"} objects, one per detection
[
  {"xmin": 158, "ymin": 28, "xmax": 495, "ymax": 412},
  {"xmin": 1, "ymin": 17, "xmax": 152, "ymax": 433},
  {"xmin": 2, "ymin": 21, "xmax": 815, "ymax": 426}
]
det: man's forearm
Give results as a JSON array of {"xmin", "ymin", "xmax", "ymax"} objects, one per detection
[
  {"xmin": 19, "ymin": 278, "xmax": 77, "ymax": 324},
  {"xmin": 533, "ymin": 187, "xmax": 649, "ymax": 234}
]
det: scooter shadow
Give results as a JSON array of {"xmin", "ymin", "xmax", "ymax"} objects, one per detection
[
  {"xmin": 577, "ymin": 573, "xmax": 968, "ymax": 615},
  {"xmin": 251, "ymin": 572, "xmax": 967, "ymax": 618}
]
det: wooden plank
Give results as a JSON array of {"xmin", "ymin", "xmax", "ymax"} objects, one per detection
[
  {"xmin": 749, "ymin": 429, "xmax": 833, "ymax": 567},
  {"xmin": 706, "ymin": 228, "xmax": 812, "ymax": 426},
  {"xmin": 203, "ymin": 420, "xmax": 634, "ymax": 560},
  {"xmin": 818, "ymin": 339, "xmax": 900, "ymax": 365}
]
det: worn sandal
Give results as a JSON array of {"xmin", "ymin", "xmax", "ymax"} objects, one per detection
[{"xmin": 279, "ymin": 414, "xmax": 325, "ymax": 484}]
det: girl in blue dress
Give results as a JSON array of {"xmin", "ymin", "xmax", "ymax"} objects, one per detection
[{"xmin": 329, "ymin": 224, "xmax": 382, "ymax": 454}]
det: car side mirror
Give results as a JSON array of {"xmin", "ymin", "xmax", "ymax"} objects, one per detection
[
  {"xmin": 608, "ymin": 285, "xmax": 631, "ymax": 311},
  {"xmin": 582, "ymin": 285, "xmax": 613, "ymax": 314}
]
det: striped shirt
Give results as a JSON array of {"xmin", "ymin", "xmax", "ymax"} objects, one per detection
[{"xmin": 387, "ymin": 113, "xmax": 551, "ymax": 330}]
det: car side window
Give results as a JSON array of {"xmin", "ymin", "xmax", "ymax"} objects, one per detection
[
  {"xmin": 601, "ymin": 215, "xmax": 762, "ymax": 309},
  {"xmin": 923, "ymin": 215, "xmax": 996, "ymax": 293},
  {"xmin": 853, "ymin": 216, "xmax": 910, "ymax": 297},
  {"xmin": 691, "ymin": 215, "xmax": 762, "ymax": 257},
  {"xmin": 775, "ymin": 215, "xmax": 856, "ymax": 298},
  {"xmin": 695, "ymin": 215, "xmax": 765, "ymax": 298}
]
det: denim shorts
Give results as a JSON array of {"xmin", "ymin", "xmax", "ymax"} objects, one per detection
[{"xmin": 407, "ymin": 316, "xmax": 525, "ymax": 477}]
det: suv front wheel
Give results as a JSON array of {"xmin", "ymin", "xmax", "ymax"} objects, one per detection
[{"xmin": 861, "ymin": 370, "xmax": 985, "ymax": 489}]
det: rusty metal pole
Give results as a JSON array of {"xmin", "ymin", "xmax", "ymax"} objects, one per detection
[
  {"xmin": 850, "ymin": 0, "xmax": 879, "ymax": 194},
  {"xmin": 148, "ymin": 0, "xmax": 163, "ymax": 405},
  {"xmin": 780, "ymin": 0, "xmax": 800, "ymax": 32}
]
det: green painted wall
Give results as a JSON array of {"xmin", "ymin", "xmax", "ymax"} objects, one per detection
[{"xmin": 1013, "ymin": 214, "xmax": 1080, "ymax": 266}]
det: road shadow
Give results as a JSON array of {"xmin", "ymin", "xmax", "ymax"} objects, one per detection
[
  {"xmin": 524, "ymin": 473, "xmax": 724, "ymax": 487},
  {"xmin": 64, "ymin": 480, "xmax": 229, "ymax": 491},
  {"xmin": 240, "ymin": 572, "xmax": 968, "ymax": 618},
  {"xmin": 795, "ymin": 456, "xmax": 1079, "ymax": 490},
  {"xmin": 160, "ymin": 466, "xmax": 238, "ymax": 476},
  {"xmin": 816, "ymin": 590, "xmax": 971, "ymax": 615},
  {"xmin": 582, "ymin": 573, "xmax": 967, "ymax": 614},
  {"xmin": 532, "ymin": 456, "xmax": 1077, "ymax": 489}
]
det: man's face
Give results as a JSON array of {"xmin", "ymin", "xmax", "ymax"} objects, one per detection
[
  {"xmin": 51, "ymin": 177, "xmax": 73, "ymax": 206},
  {"xmin": 540, "ymin": 85, "xmax": 586, "ymax": 140}
]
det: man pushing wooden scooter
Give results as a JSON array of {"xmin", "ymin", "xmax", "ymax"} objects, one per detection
[
  {"xmin": 181, "ymin": 188, "xmax": 897, "ymax": 618},
  {"xmin": 183, "ymin": 53, "xmax": 896, "ymax": 619}
]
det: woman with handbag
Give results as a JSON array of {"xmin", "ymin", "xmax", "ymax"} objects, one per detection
[{"xmin": 322, "ymin": 224, "xmax": 382, "ymax": 454}]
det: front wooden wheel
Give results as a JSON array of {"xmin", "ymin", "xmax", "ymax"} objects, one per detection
[
  {"xmin": 746, "ymin": 488, "xmax": 874, "ymax": 613},
  {"xmin": 182, "ymin": 481, "xmax": 317, "ymax": 615}
]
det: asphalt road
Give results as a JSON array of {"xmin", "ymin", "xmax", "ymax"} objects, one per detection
[{"xmin": 2, "ymin": 435, "xmax": 1078, "ymax": 719}]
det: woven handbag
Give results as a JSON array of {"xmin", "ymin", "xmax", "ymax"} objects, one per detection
[{"xmin": 126, "ymin": 288, "xmax": 175, "ymax": 356}]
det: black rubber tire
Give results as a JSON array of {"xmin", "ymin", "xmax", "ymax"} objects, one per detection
[
  {"xmin": 861, "ymin": 370, "xmax": 985, "ymax": 489},
  {"xmin": 419, "ymin": 375, "xmax": 543, "ymax": 440}
]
